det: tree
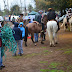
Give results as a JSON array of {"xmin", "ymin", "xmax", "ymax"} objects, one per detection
[
  {"xmin": 34, "ymin": 0, "xmax": 72, "ymax": 13},
  {"xmin": 10, "ymin": 5, "xmax": 21, "ymax": 15},
  {"xmin": 0, "ymin": 11, "xmax": 3, "ymax": 16},
  {"xmin": 28, "ymin": 4, "xmax": 33, "ymax": 12}
]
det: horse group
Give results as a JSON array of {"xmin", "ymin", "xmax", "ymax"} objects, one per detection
[
  {"xmin": 0, "ymin": 17, "xmax": 58, "ymax": 47},
  {"xmin": 1, "ymin": 15, "xmax": 72, "ymax": 47}
]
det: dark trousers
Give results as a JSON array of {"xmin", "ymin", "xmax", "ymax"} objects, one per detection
[
  {"xmin": 57, "ymin": 21, "xmax": 60, "ymax": 30},
  {"xmin": 24, "ymin": 27, "xmax": 28, "ymax": 42}
]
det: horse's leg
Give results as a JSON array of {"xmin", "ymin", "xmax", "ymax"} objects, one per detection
[
  {"xmin": 47, "ymin": 30, "xmax": 52, "ymax": 47},
  {"xmin": 55, "ymin": 33, "xmax": 58, "ymax": 44},
  {"xmin": 24, "ymin": 27, "xmax": 28, "ymax": 47},
  {"xmin": 41, "ymin": 32, "xmax": 44, "ymax": 44},
  {"xmin": 70, "ymin": 23, "xmax": 71, "ymax": 31},
  {"xmin": 31, "ymin": 33, "xmax": 34, "ymax": 43},
  {"xmin": 53, "ymin": 32, "xmax": 57, "ymax": 46}
]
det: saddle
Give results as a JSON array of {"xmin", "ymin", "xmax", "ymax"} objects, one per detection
[{"xmin": 33, "ymin": 21, "xmax": 39, "ymax": 25}]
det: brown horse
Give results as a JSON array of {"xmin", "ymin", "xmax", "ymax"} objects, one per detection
[
  {"xmin": 24, "ymin": 21, "xmax": 42, "ymax": 46},
  {"xmin": 25, "ymin": 15, "xmax": 48, "ymax": 46}
]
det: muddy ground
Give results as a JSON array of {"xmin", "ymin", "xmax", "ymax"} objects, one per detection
[{"xmin": 1, "ymin": 28, "xmax": 72, "ymax": 72}]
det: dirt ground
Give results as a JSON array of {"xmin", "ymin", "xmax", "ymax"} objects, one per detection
[{"xmin": 1, "ymin": 28, "xmax": 72, "ymax": 72}]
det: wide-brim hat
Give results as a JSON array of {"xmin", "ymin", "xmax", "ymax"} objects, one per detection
[{"xmin": 48, "ymin": 8, "xmax": 53, "ymax": 11}]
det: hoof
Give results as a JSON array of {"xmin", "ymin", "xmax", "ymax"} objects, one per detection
[
  {"xmin": 50, "ymin": 44, "xmax": 55, "ymax": 47},
  {"xmin": 25, "ymin": 44, "xmax": 27, "ymax": 47},
  {"xmin": 35, "ymin": 43, "xmax": 37, "ymax": 46},
  {"xmin": 53, "ymin": 45, "xmax": 55, "ymax": 47},
  {"xmin": 55, "ymin": 42, "xmax": 58, "ymax": 44},
  {"xmin": 41, "ymin": 41, "xmax": 44, "ymax": 44},
  {"xmin": 50, "ymin": 44, "xmax": 52, "ymax": 47}
]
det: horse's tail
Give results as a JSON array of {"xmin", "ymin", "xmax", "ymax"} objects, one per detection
[{"xmin": 49, "ymin": 26, "xmax": 53, "ymax": 42}]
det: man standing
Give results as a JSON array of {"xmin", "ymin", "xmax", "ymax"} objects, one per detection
[
  {"xmin": 13, "ymin": 23, "xmax": 22, "ymax": 56},
  {"xmin": 34, "ymin": 10, "xmax": 44, "ymax": 44},
  {"xmin": 0, "ymin": 22, "xmax": 5, "ymax": 70}
]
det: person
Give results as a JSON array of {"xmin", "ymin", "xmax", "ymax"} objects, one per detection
[
  {"xmin": 9, "ymin": 15, "xmax": 11, "ymax": 21},
  {"xmin": 41, "ymin": 14, "xmax": 47, "ymax": 41},
  {"xmin": 18, "ymin": 14, "xmax": 23, "ymax": 23},
  {"xmin": 0, "ymin": 21, "xmax": 5, "ymax": 70},
  {"xmin": 0, "ymin": 31, "xmax": 5, "ymax": 70},
  {"xmin": 47, "ymin": 8, "xmax": 60, "ymax": 31},
  {"xmin": 18, "ymin": 22, "xmax": 25, "ymax": 54},
  {"xmin": 12, "ymin": 17, "xmax": 15, "ymax": 24},
  {"xmin": 28, "ymin": 19, "xmax": 32, "ymax": 23},
  {"xmin": 34, "ymin": 10, "xmax": 43, "ymax": 44},
  {"xmin": 13, "ymin": 23, "xmax": 22, "ymax": 56},
  {"xmin": 0, "ymin": 21, "xmax": 17, "ymax": 70}
]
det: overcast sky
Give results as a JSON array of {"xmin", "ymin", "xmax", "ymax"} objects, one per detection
[{"xmin": 0, "ymin": 0, "xmax": 36, "ymax": 11}]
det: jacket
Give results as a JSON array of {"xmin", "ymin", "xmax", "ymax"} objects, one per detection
[
  {"xmin": 47, "ymin": 10, "xmax": 56, "ymax": 21},
  {"xmin": 0, "ymin": 30, "xmax": 2, "ymax": 47},
  {"xmin": 18, "ymin": 22, "xmax": 25, "ymax": 38},
  {"xmin": 13, "ymin": 23, "xmax": 22, "ymax": 40},
  {"xmin": 35, "ymin": 13, "xmax": 42, "ymax": 23}
]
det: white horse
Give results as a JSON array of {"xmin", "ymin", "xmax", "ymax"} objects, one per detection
[
  {"xmin": 69, "ymin": 17, "xmax": 72, "ymax": 31},
  {"xmin": 61, "ymin": 16, "xmax": 72, "ymax": 31},
  {"xmin": 47, "ymin": 21, "xmax": 58, "ymax": 47}
]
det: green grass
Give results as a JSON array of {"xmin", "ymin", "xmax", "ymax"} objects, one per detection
[
  {"xmin": 42, "ymin": 47, "xmax": 47, "ymax": 49},
  {"xmin": 40, "ymin": 61, "xmax": 48, "ymax": 64},
  {"xmin": 40, "ymin": 69, "xmax": 64, "ymax": 72},
  {"xmin": 49, "ymin": 62, "xmax": 60, "ymax": 69}
]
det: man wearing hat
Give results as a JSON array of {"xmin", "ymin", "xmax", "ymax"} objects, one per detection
[
  {"xmin": 34, "ymin": 10, "xmax": 44, "ymax": 44},
  {"xmin": 47, "ymin": 8, "xmax": 60, "ymax": 31}
]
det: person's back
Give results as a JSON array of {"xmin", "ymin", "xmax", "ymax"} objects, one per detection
[
  {"xmin": 35, "ymin": 12, "xmax": 42, "ymax": 24},
  {"xmin": 13, "ymin": 23, "xmax": 22, "ymax": 40},
  {"xmin": 47, "ymin": 9, "xmax": 56, "ymax": 21}
]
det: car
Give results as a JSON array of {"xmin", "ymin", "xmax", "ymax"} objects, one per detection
[{"xmin": 0, "ymin": 16, "xmax": 4, "ymax": 21}]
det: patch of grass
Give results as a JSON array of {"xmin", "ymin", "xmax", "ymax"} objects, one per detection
[
  {"xmin": 40, "ymin": 69, "xmax": 64, "ymax": 72},
  {"xmin": 67, "ymin": 65, "xmax": 72, "ymax": 71},
  {"xmin": 40, "ymin": 61, "xmax": 48, "ymax": 64},
  {"xmin": 13, "ymin": 53, "xmax": 41, "ymax": 59},
  {"xmin": 64, "ymin": 51, "xmax": 72, "ymax": 54},
  {"xmin": 40, "ymin": 69, "xmax": 49, "ymax": 72},
  {"xmin": 42, "ymin": 47, "xmax": 47, "ymax": 49},
  {"xmin": 49, "ymin": 62, "xmax": 60, "ymax": 69},
  {"xmin": 24, "ymin": 53, "xmax": 41, "ymax": 58},
  {"xmin": 43, "ymin": 50, "xmax": 49, "ymax": 53}
]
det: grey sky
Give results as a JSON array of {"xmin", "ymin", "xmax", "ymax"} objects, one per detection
[{"xmin": 0, "ymin": 0, "xmax": 36, "ymax": 11}]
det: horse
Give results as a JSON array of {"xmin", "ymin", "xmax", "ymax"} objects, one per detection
[
  {"xmin": 24, "ymin": 21, "xmax": 43, "ymax": 46},
  {"xmin": 47, "ymin": 20, "xmax": 58, "ymax": 47},
  {"xmin": 24, "ymin": 14, "xmax": 48, "ymax": 46},
  {"xmin": 61, "ymin": 16, "xmax": 72, "ymax": 31}
]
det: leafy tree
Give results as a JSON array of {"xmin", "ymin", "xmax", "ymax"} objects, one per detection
[
  {"xmin": 0, "ymin": 11, "xmax": 3, "ymax": 16},
  {"xmin": 10, "ymin": 5, "xmax": 21, "ymax": 15},
  {"xmin": 34, "ymin": 0, "xmax": 72, "ymax": 13},
  {"xmin": 28, "ymin": 4, "xmax": 33, "ymax": 12}
]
